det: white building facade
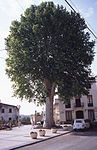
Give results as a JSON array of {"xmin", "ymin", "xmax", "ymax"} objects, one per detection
[{"xmin": 54, "ymin": 83, "xmax": 97, "ymax": 124}]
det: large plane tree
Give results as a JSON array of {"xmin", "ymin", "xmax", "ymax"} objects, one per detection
[{"xmin": 5, "ymin": 2, "xmax": 95, "ymax": 128}]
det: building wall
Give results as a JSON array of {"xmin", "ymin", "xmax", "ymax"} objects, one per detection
[
  {"xmin": 90, "ymin": 83, "xmax": 97, "ymax": 119},
  {"xmin": 54, "ymin": 83, "xmax": 97, "ymax": 123},
  {"xmin": 0, "ymin": 103, "xmax": 19, "ymax": 122}
]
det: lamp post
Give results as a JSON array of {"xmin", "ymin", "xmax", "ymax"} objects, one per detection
[{"xmin": 17, "ymin": 105, "xmax": 21, "ymax": 127}]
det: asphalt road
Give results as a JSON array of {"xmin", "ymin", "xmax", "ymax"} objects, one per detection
[{"xmin": 16, "ymin": 129, "xmax": 97, "ymax": 150}]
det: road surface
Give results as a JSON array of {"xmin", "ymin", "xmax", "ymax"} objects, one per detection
[{"xmin": 16, "ymin": 130, "xmax": 97, "ymax": 150}]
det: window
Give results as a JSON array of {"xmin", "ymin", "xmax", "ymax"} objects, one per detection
[
  {"xmin": 76, "ymin": 110, "xmax": 84, "ymax": 119},
  {"xmin": 75, "ymin": 98, "xmax": 81, "ymax": 107},
  {"xmin": 87, "ymin": 95, "xmax": 93, "ymax": 107},
  {"xmin": 88, "ymin": 110, "xmax": 94, "ymax": 121},
  {"xmin": 65, "ymin": 103, "xmax": 71, "ymax": 108},
  {"xmin": 2, "ymin": 109, "xmax": 4, "ymax": 113},
  {"xmin": 66, "ymin": 111, "xmax": 72, "ymax": 121},
  {"xmin": 9, "ymin": 117, "xmax": 12, "ymax": 121},
  {"xmin": 9, "ymin": 108, "xmax": 12, "ymax": 113}
]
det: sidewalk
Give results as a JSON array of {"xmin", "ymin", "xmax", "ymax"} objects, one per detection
[{"xmin": 0, "ymin": 125, "xmax": 72, "ymax": 150}]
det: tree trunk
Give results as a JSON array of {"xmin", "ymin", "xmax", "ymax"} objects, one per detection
[
  {"xmin": 44, "ymin": 80, "xmax": 56, "ymax": 128},
  {"xmin": 45, "ymin": 97, "xmax": 54, "ymax": 128}
]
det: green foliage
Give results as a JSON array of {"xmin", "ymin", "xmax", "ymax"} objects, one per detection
[
  {"xmin": 5, "ymin": 2, "xmax": 95, "ymax": 103},
  {"xmin": 21, "ymin": 117, "xmax": 30, "ymax": 122}
]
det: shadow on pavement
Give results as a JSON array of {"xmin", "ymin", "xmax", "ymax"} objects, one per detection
[{"xmin": 71, "ymin": 127, "xmax": 97, "ymax": 137}]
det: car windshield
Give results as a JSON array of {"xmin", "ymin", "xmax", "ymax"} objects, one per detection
[
  {"xmin": 76, "ymin": 120, "xmax": 82, "ymax": 123},
  {"xmin": 37, "ymin": 122, "xmax": 41, "ymax": 125}
]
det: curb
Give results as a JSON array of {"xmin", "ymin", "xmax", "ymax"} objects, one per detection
[{"xmin": 10, "ymin": 130, "xmax": 72, "ymax": 150}]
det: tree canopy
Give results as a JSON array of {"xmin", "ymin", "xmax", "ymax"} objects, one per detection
[{"xmin": 5, "ymin": 2, "xmax": 95, "ymax": 103}]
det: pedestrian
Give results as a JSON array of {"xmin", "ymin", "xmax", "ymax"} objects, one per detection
[
  {"xmin": 41, "ymin": 120, "xmax": 44, "ymax": 126},
  {"xmin": 30, "ymin": 116, "xmax": 34, "ymax": 129},
  {"xmin": 9, "ymin": 120, "xmax": 12, "ymax": 129},
  {"xmin": 18, "ymin": 121, "xmax": 21, "ymax": 128}
]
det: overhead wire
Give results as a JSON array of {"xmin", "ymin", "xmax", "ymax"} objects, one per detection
[{"xmin": 64, "ymin": 0, "xmax": 97, "ymax": 40}]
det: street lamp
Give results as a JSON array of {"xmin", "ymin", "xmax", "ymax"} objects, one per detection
[{"xmin": 17, "ymin": 105, "xmax": 21, "ymax": 127}]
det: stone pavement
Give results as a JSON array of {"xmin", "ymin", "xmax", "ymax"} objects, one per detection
[{"xmin": 0, "ymin": 125, "xmax": 72, "ymax": 150}]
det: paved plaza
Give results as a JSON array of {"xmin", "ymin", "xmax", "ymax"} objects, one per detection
[
  {"xmin": 17, "ymin": 129, "xmax": 97, "ymax": 150},
  {"xmin": 0, "ymin": 125, "xmax": 71, "ymax": 150}
]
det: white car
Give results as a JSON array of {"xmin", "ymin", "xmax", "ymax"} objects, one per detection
[
  {"xmin": 73, "ymin": 119, "xmax": 86, "ymax": 130},
  {"xmin": 34, "ymin": 122, "xmax": 42, "ymax": 128}
]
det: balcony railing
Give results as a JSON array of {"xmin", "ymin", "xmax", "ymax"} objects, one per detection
[
  {"xmin": 88, "ymin": 103, "xmax": 93, "ymax": 107},
  {"xmin": 74, "ymin": 102, "xmax": 84, "ymax": 107}
]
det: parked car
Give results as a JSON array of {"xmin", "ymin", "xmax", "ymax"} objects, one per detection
[
  {"xmin": 73, "ymin": 119, "xmax": 86, "ymax": 130},
  {"xmin": 34, "ymin": 122, "xmax": 42, "ymax": 128}
]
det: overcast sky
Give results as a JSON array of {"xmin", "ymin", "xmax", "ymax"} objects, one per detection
[{"xmin": 0, "ymin": 0, "xmax": 97, "ymax": 115}]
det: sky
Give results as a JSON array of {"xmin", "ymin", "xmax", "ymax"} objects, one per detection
[{"xmin": 0, "ymin": 0, "xmax": 97, "ymax": 115}]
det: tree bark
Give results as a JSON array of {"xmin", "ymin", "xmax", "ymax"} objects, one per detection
[
  {"xmin": 45, "ymin": 97, "xmax": 54, "ymax": 128},
  {"xmin": 44, "ymin": 80, "xmax": 56, "ymax": 128}
]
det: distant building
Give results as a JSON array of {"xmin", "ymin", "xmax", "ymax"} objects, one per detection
[
  {"xmin": 0, "ymin": 103, "xmax": 19, "ymax": 122},
  {"xmin": 54, "ymin": 82, "xmax": 97, "ymax": 124},
  {"xmin": 31, "ymin": 111, "xmax": 44, "ymax": 125}
]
